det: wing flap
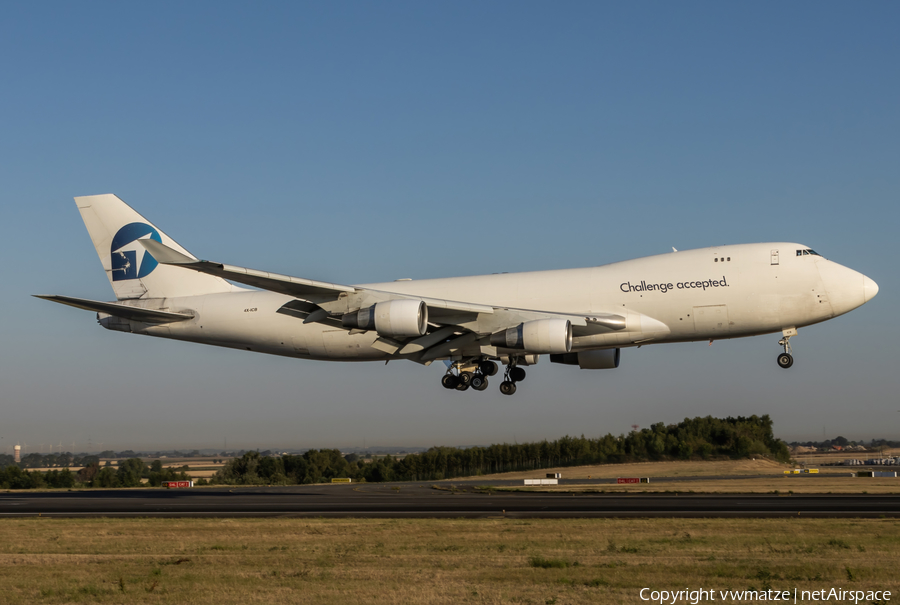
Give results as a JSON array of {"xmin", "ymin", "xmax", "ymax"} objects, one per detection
[{"xmin": 423, "ymin": 299, "xmax": 494, "ymax": 315}]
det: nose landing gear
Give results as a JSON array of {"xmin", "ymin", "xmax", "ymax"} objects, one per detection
[
  {"xmin": 777, "ymin": 333, "xmax": 794, "ymax": 369},
  {"xmin": 777, "ymin": 353, "xmax": 793, "ymax": 369}
]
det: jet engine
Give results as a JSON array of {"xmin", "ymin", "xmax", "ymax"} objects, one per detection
[
  {"xmin": 499, "ymin": 354, "xmax": 540, "ymax": 366},
  {"xmin": 550, "ymin": 348, "xmax": 620, "ymax": 369},
  {"xmin": 490, "ymin": 318, "xmax": 573, "ymax": 354},
  {"xmin": 98, "ymin": 313, "xmax": 132, "ymax": 333},
  {"xmin": 342, "ymin": 299, "xmax": 428, "ymax": 338}
]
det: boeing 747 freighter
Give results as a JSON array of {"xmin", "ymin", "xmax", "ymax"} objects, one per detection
[{"xmin": 37, "ymin": 195, "xmax": 878, "ymax": 395}]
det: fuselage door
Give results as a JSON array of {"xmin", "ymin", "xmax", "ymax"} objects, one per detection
[
  {"xmin": 693, "ymin": 305, "xmax": 730, "ymax": 334},
  {"xmin": 770, "ymin": 249, "xmax": 779, "ymax": 265}
]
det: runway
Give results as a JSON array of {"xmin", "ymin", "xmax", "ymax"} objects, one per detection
[{"xmin": 2, "ymin": 482, "xmax": 899, "ymax": 518}]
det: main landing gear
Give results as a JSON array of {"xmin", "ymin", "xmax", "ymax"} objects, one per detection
[
  {"xmin": 777, "ymin": 334, "xmax": 794, "ymax": 369},
  {"xmin": 441, "ymin": 359, "xmax": 513, "ymax": 394},
  {"xmin": 499, "ymin": 363, "xmax": 526, "ymax": 396}
]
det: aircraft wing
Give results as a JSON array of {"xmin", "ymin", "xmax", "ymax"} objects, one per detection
[
  {"xmin": 140, "ymin": 239, "xmax": 495, "ymax": 315},
  {"xmin": 138, "ymin": 240, "xmax": 641, "ymax": 359},
  {"xmin": 34, "ymin": 295, "xmax": 193, "ymax": 323},
  {"xmin": 140, "ymin": 239, "xmax": 356, "ymax": 301}
]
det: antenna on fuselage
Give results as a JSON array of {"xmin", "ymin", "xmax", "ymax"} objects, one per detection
[{"xmin": 672, "ymin": 247, "xmax": 678, "ymax": 252}]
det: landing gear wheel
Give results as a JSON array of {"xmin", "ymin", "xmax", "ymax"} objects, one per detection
[
  {"xmin": 479, "ymin": 361, "xmax": 498, "ymax": 377},
  {"xmin": 455, "ymin": 381, "xmax": 470, "ymax": 391},
  {"xmin": 777, "ymin": 333, "xmax": 794, "ymax": 369},
  {"xmin": 509, "ymin": 367, "xmax": 526, "ymax": 382},
  {"xmin": 499, "ymin": 380, "xmax": 517, "ymax": 395},
  {"xmin": 777, "ymin": 353, "xmax": 793, "ymax": 369},
  {"xmin": 441, "ymin": 374, "xmax": 459, "ymax": 389},
  {"xmin": 457, "ymin": 372, "xmax": 473, "ymax": 387},
  {"xmin": 471, "ymin": 375, "xmax": 489, "ymax": 391}
]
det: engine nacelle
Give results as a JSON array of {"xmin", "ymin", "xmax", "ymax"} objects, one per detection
[
  {"xmin": 550, "ymin": 348, "xmax": 621, "ymax": 369},
  {"xmin": 98, "ymin": 313, "xmax": 132, "ymax": 333},
  {"xmin": 342, "ymin": 299, "xmax": 427, "ymax": 338},
  {"xmin": 490, "ymin": 318, "xmax": 572, "ymax": 354},
  {"xmin": 499, "ymin": 354, "xmax": 540, "ymax": 366}
]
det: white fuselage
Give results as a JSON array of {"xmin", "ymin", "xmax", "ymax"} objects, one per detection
[{"xmin": 107, "ymin": 242, "xmax": 876, "ymax": 362}]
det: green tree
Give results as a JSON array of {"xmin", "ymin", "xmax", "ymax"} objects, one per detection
[
  {"xmin": 77, "ymin": 462, "xmax": 100, "ymax": 485},
  {"xmin": 93, "ymin": 466, "xmax": 119, "ymax": 488},
  {"xmin": 116, "ymin": 458, "xmax": 146, "ymax": 487}
]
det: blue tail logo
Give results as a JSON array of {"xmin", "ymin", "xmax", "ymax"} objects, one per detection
[{"xmin": 111, "ymin": 223, "xmax": 162, "ymax": 281}]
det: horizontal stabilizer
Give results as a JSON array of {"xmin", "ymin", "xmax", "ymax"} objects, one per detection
[{"xmin": 34, "ymin": 295, "xmax": 193, "ymax": 323}]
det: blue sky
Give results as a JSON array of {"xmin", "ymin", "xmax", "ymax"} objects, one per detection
[{"xmin": 1, "ymin": 3, "xmax": 897, "ymax": 452}]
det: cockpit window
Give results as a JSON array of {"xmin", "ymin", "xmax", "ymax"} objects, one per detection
[{"xmin": 796, "ymin": 249, "xmax": 820, "ymax": 256}]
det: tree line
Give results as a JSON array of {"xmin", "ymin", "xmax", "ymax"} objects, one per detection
[
  {"xmin": 0, "ymin": 459, "xmax": 191, "ymax": 490},
  {"xmin": 0, "ymin": 415, "xmax": 790, "ymax": 489},
  {"xmin": 0, "ymin": 453, "xmax": 99, "ymax": 470},
  {"xmin": 212, "ymin": 415, "xmax": 790, "ymax": 485}
]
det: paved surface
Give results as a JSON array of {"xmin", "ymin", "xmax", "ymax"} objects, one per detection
[{"xmin": 1, "ymin": 482, "xmax": 899, "ymax": 518}]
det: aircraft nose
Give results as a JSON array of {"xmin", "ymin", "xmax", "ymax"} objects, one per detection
[
  {"xmin": 863, "ymin": 275, "xmax": 879, "ymax": 302},
  {"xmin": 817, "ymin": 260, "xmax": 873, "ymax": 317}
]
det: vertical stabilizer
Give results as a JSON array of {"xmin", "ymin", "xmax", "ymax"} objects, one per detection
[{"xmin": 75, "ymin": 194, "xmax": 235, "ymax": 300}]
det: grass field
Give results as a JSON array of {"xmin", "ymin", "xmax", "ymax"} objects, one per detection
[
  {"xmin": 1, "ymin": 517, "xmax": 898, "ymax": 604},
  {"xmin": 792, "ymin": 448, "xmax": 899, "ymax": 466},
  {"xmin": 507, "ymin": 476, "xmax": 900, "ymax": 494},
  {"xmin": 467, "ymin": 458, "xmax": 794, "ymax": 481},
  {"xmin": 466, "ymin": 458, "xmax": 900, "ymax": 494}
]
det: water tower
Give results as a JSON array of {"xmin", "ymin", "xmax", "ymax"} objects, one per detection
[{"xmin": 14, "ymin": 444, "xmax": 21, "ymax": 463}]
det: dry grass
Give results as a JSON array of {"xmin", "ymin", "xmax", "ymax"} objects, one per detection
[
  {"xmin": 467, "ymin": 458, "xmax": 791, "ymax": 481},
  {"xmin": 792, "ymin": 447, "xmax": 900, "ymax": 464},
  {"xmin": 176, "ymin": 469, "xmax": 219, "ymax": 478},
  {"xmin": 509, "ymin": 476, "xmax": 900, "ymax": 494},
  {"xmin": 466, "ymin": 458, "xmax": 900, "ymax": 493},
  {"xmin": 1, "ymin": 517, "xmax": 898, "ymax": 604},
  {"xmin": 23, "ymin": 459, "xmax": 226, "ymax": 476}
]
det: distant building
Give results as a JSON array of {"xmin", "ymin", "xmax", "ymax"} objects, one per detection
[{"xmin": 14, "ymin": 445, "xmax": 21, "ymax": 463}]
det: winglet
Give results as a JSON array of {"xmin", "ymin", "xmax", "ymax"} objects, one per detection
[{"xmin": 139, "ymin": 239, "xmax": 197, "ymax": 265}]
